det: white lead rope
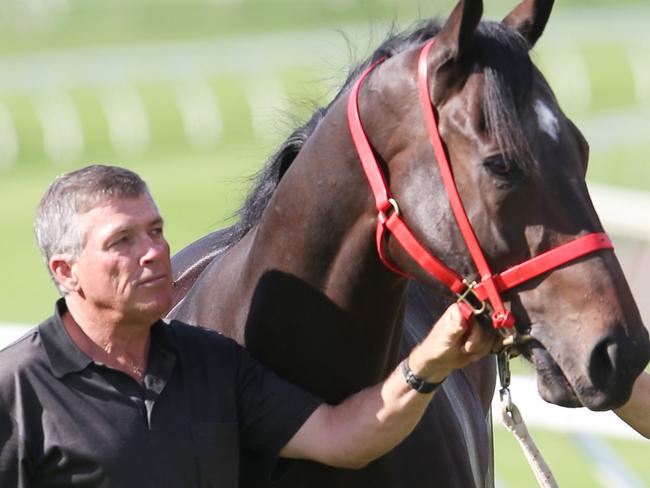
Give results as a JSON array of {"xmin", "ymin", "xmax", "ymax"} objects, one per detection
[
  {"xmin": 499, "ymin": 388, "xmax": 559, "ymax": 488},
  {"xmin": 497, "ymin": 349, "xmax": 559, "ymax": 488}
]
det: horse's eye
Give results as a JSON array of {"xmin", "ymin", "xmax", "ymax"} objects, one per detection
[{"xmin": 483, "ymin": 155, "xmax": 522, "ymax": 181}]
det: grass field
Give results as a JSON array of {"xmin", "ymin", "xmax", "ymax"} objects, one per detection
[
  {"xmin": 494, "ymin": 426, "xmax": 650, "ymax": 487},
  {"xmin": 3, "ymin": 0, "xmax": 644, "ymax": 55},
  {"xmin": 1, "ymin": 1, "xmax": 649, "ymax": 486}
]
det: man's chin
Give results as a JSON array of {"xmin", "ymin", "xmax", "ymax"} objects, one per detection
[{"xmin": 129, "ymin": 294, "xmax": 173, "ymax": 323}]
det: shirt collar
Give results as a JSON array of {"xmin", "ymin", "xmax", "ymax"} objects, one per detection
[
  {"xmin": 39, "ymin": 299, "xmax": 93, "ymax": 378},
  {"xmin": 40, "ymin": 299, "xmax": 173, "ymax": 379}
]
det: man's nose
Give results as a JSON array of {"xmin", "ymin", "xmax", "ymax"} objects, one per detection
[{"xmin": 140, "ymin": 235, "xmax": 169, "ymax": 264}]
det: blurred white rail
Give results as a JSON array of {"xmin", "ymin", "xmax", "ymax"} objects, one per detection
[
  {"xmin": 492, "ymin": 375, "xmax": 645, "ymax": 441},
  {"xmin": 0, "ymin": 323, "xmax": 32, "ymax": 346}
]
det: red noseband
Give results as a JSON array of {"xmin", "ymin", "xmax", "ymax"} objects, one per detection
[{"xmin": 347, "ymin": 38, "xmax": 613, "ymax": 329}]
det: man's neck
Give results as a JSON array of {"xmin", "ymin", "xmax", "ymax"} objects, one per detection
[{"xmin": 62, "ymin": 297, "xmax": 153, "ymax": 383}]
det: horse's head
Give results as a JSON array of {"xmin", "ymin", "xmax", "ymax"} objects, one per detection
[{"xmin": 355, "ymin": 0, "xmax": 650, "ymax": 410}]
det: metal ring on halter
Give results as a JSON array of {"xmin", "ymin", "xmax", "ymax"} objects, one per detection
[
  {"xmin": 378, "ymin": 198, "xmax": 401, "ymax": 225},
  {"xmin": 498, "ymin": 330, "xmax": 535, "ymax": 359},
  {"xmin": 388, "ymin": 198, "xmax": 400, "ymax": 217},
  {"xmin": 499, "ymin": 387, "xmax": 512, "ymax": 411},
  {"xmin": 455, "ymin": 279, "xmax": 487, "ymax": 315},
  {"xmin": 502, "ymin": 333, "xmax": 534, "ymax": 346}
]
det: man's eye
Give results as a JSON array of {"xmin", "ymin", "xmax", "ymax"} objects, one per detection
[{"xmin": 110, "ymin": 236, "xmax": 129, "ymax": 248}]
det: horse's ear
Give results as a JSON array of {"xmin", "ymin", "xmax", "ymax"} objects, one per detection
[
  {"xmin": 502, "ymin": 0, "xmax": 554, "ymax": 47},
  {"xmin": 429, "ymin": 0, "xmax": 483, "ymax": 105}
]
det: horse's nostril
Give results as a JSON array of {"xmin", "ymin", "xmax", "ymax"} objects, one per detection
[
  {"xmin": 588, "ymin": 336, "xmax": 621, "ymax": 390},
  {"xmin": 584, "ymin": 329, "xmax": 650, "ymax": 410},
  {"xmin": 606, "ymin": 341, "xmax": 622, "ymax": 373}
]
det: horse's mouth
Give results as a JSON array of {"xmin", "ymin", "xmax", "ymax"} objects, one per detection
[{"xmin": 517, "ymin": 335, "xmax": 582, "ymax": 408}]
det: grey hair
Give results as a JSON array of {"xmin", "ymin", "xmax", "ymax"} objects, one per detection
[{"xmin": 34, "ymin": 164, "xmax": 151, "ymax": 294}]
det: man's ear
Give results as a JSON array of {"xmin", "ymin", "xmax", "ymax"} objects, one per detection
[{"xmin": 50, "ymin": 255, "xmax": 79, "ymax": 293}]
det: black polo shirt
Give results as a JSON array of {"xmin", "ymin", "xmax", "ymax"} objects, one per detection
[{"xmin": 0, "ymin": 300, "xmax": 321, "ymax": 487}]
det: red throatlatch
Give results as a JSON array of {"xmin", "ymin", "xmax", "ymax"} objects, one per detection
[{"xmin": 346, "ymin": 38, "xmax": 614, "ymax": 329}]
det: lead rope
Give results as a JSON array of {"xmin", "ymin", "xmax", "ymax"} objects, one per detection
[{"xmin": 497, "ymin": 351, "xmax": 559, "ymax": 488}]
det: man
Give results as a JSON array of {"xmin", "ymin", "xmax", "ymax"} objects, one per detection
[
  {"xmin": 616, "ymin": 371, "xmax": 650, "ymax": 439},
  {"xmin": 0, "ymin": 164, "xmax": 498, "ymax": 487}
]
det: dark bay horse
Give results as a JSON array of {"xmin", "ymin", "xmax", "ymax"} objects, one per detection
[{"xmin": 169, "ymin": 0, "xmax": 650, "ymax": 486}]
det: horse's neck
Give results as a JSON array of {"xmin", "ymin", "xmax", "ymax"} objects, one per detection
[
  {"xmin": 199, "ymin": 114, "xmax": 411, "ymax": 398},
  {"xmin": 170, "ymin": 227, "xmax": 234, "ymax": 308}
]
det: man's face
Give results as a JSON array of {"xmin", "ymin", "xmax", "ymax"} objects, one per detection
[{"xmin": 70, "ymin": 194, "xmax": 173, "ymax": 324}]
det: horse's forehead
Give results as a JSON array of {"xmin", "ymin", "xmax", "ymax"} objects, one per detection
[{"xmin": 533, "ymin": 99, "xmax": 560, "ymax": 142}]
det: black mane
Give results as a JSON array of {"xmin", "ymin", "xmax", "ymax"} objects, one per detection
[{"xmin": 224, "ymin": 18, "xmax": 534, "ymax": 247}]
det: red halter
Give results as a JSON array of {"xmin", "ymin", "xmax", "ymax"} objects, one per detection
[{"xmin": 347, "ymin": 38, "xmax": 613, "ymax": 329}]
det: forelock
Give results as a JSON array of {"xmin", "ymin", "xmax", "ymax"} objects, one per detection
[{"xmin": 475, "ymin": 21, "xmax": 535, "ymax": 169}]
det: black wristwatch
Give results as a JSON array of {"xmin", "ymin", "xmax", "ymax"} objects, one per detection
[{"xmin": 400, "ymin": 358, "xmax": 445, "ymax": 393}]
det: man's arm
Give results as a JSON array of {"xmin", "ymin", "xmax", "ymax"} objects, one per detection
[
  {"xmin": 280, "ymin": 304, "xmax": 497, "ymax": 468},
  {"xmin": 614, "ymin": 371, "xmax": 650, "ymax": 439}
]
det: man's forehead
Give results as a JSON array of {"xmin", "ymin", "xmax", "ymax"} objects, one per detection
[{"xmin": 81, "ymin": 195, "xmax": 163, "ymax": 236}]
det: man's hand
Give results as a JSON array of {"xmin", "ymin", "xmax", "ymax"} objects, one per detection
[
  {"xmin": 614, "ymin": 371, "xmax": 650, "ymax": 439},
  {"xmin": 408, "ymin": 304, "xmax": 500, "ymax": 384}
]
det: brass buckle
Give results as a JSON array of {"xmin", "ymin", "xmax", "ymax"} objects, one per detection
[{"xmin": 455, "ymin": 279, "xmax": 487, "ymax": 315}]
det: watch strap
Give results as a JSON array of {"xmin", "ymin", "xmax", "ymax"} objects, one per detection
[{"xmin": 400, "ymin": 358, "xmax": 445, "ymax": 393}]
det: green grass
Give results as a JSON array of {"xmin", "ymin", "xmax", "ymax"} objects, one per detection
[
  {"xmin": 2, "ymin": 0, "xmax": 648, "ymax": 56},
  {"xmin": 609, "ymin": 435, "xmax": 650, "ymax": 483},
  {"xmin": 494, "ymin": 427, "xmax": 650, "ymax": 487},
  {"xmin": 494, "ymin": 427, "xmax": 598, "ymax": 487},
  {"xmin": 583, "ymin": 44, "xmax": 638, "ymax": 112},
  {"xmin": 589, "ymin": 142, "xmax": 650, "ymax": 191},
  {"xmin": 0, "ymin": 0, "xmax": 436, "ymax": 55}
]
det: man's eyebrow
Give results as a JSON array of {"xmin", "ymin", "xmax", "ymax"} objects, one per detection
[
  {"xmin": 105, "ymin": 225, "xmax": 131, "ymax": 240},
  {"xmin": 106, "ymin": 217, "xmax": 164, "ymax": 239}
]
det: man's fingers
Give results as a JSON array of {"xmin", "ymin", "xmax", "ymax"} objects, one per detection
[
  {"xmin": 442, "ymin": 304, "xmax": 474, "ymax": 341},
  {"xmin": 462, "ymin": 320, "xmax": 497, "ymax": 356}
]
